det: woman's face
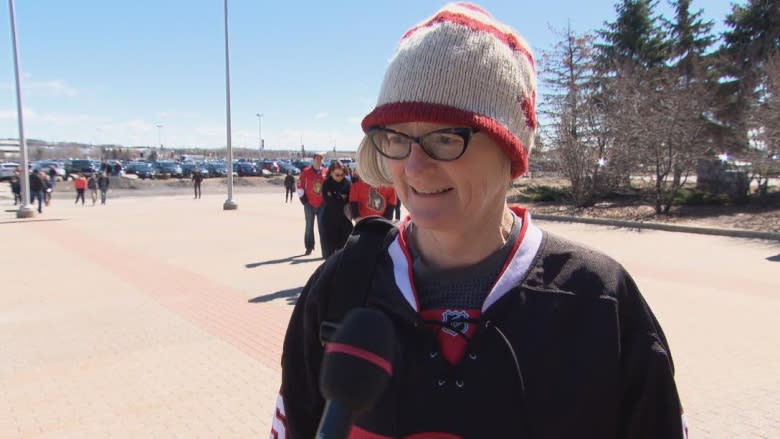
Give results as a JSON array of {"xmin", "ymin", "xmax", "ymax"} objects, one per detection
[
  {"xmin": 331, "ymin": 168, "xmax": 345, "ymax": 181},
  {"xmin": 383, "ymin": 122, "xmax": 511, "ymax": 233}
]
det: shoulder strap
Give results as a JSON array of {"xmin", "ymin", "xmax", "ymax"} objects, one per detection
[{"xmin": 319, "ymin": 216, "xmax": 396, "ymax": 344}]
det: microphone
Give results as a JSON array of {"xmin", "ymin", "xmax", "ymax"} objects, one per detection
[{"xmin": 316, "ymin": 308, "xmax": 397, "ymax": 439}]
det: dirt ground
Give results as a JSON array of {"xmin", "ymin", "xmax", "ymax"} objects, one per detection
[{"xmin": 45, "ymin": 174, "xmax": 780, "ymax": 234}]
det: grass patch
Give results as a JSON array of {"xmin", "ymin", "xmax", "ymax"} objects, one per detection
[
  {"xmin": 514, "ymin": 185, "xmax": 570, "ymax": 203},
  {"xmin": 672, "ymin": 188, "xmax": 728, "ymax": 206}
]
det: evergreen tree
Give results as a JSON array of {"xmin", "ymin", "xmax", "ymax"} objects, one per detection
[
  {"xmin": 597, "ymin": 0, "xmax": 669, "ymax": 71},
  {"xmin": 667, "ymin": 0, "xmax": 715, "ymax": 80},
  {"xmin": 717, "ymin": 0, "xmax": 780, "ymax": 150}
]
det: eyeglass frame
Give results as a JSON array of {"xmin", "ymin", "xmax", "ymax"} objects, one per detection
[{"xmin": 366, "ymin": 126, "xmax": 479, "ymax": 161}]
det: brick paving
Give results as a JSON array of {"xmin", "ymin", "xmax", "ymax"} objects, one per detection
[{"xmin": 1, "ymin": 189, "xmax": 778, "ymax": 438}]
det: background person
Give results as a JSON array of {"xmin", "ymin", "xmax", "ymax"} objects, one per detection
[
  {"xmin": 10, "ymin": 170, "xmax": 22, "ymax": 205},
  {"xmin": 192, "ymin": 168, "xmax": 204, "ymax": 199},
  {"xmin": 97, "ymin": 172, "xmax": 110, "ymax": 205},
  {"xmin": 29, "ymin": 170, "xmax": 45, "ymax": 213},
  {"xmin": 87, "ymin": 173, "xmax": 98, "ymax": 205},
  {"xmin": 273, "ymin": 3, "xmax": 685, "ymax": 438},
  {"xmin": 349, "ymin": 167, "xmax": 397, "ymax": 222},
  {"xmin": 284, "ymin": 170, "xmax": 296, "ymax": 203},
  {"xmin": 296, "ymin": 152, "xmax": 327, "ymax": 257},
  {"xmin": 73, "ymin": 173, "xmax": 87, "ymax": 205},
  {"xmin": 320, "ymin": 160, "xmax": 353, "ymax": 258}
]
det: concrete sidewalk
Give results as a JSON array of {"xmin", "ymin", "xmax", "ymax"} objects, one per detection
[{"xmin": 1, "ymin": 192, "xmax": 778, "ymax": 438}]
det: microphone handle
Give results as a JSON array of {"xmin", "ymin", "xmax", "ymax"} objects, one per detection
[{"xmin": 315, "ymin": 400, "xmax": 354, "ymax": 439}]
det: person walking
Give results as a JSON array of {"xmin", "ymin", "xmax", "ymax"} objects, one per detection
[
  {"xmin": 10, "ymin": 170, "xmax": 22, "ymax": 205},
  {"xmin": 29, "ymin": 170, "xmax": 45, "ymax": 213},
  {"xmin": 296, "ymin": 152, "xmax": 327, "ymax": 257},
  {"xmin": 320, "ymin": 160, "xmax": 353, "ymax": 258},
  {"xmin": 47, "ymin": 165, "xmax": 58, "ymax": 190},
  {"xmin": 97, "ymin": 172, "xmax": 110, "ymax": 205},
  {"xmin": 73, "ymin": 174, "xmax": 87, "ymax": 205},
  {"xmin": 272, "ymin": 3, "xmax": 686, "ymax": 438},
  {"xmin": 284, "ymin": 170, "xmax": 296, "ymax": 203},
  {"xmin": 87, "ymin": 173, "xmax": 99, "ymax": 206},
  {"xmin": 192, "ymin": 168, "xmax": 204, "ymax": 199}
]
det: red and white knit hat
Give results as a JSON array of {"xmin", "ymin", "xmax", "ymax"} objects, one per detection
[{"xmin": 361, "ymin": 2, "xmax": 537, "ymax": 178}]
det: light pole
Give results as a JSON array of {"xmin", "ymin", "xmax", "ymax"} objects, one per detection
[
  {"xmin": 222, "ymin": 0, "xmax": 237, "ymax": 210},
  {"xmin": 156, "ymin": 124, "xmax": 163, "ymax": 148},
  {"xmin": 8, "ymin": 0, "xmax": 34, "ymax": 218},
  {"xmin": 256, "ymin": 113, "xmax": 263, "ymax": 158}
]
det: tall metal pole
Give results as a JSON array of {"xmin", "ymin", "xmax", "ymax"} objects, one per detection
[
  {"xmin": 156, "ymin": 124, "xmax": 163, "ymax": 148},
  {"xmin": 8, "ymin": 0, "xmax": 34, "ymax": 218},
  {"xmin": 222, "ymin": 0, "xmax": 237, "ymax": 210},
  {"xmin": 256, "ymin": 113, "xmax": 263, "ymax": 158}
]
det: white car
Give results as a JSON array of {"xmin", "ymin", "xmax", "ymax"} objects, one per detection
[{"xmin": 0, "ymin": 162, "xmax": 20, "ymax": 181}]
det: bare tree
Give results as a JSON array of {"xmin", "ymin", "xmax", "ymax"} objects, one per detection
[
  {"xmin": 748, "ymin": 53, "xmax": 780, "ymax": 199},
  {"xmin": 541, "ymin": 26, "xmax": 606, "ymax": 206},
  {"xmin": 609, "ymin": 65, "xmax": 713, "ymax": 213}
]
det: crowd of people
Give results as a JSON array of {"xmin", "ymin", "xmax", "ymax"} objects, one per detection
[
  {"xmin": 293, "ymin": 151, "xmax": 401, "ymax": 258},
  {"xmin": 6, "ymin": 165, "xmax": 114, "ymax": 213}
]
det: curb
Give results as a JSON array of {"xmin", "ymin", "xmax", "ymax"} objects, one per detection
[{"xmin": 532, "ymin": 213, "xmax": 780, "ymax": 242}]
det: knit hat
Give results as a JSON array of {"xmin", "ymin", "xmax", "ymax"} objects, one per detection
[{"xmin": 361, "ymin": 2, "xmax": 537, "ymax": 178}]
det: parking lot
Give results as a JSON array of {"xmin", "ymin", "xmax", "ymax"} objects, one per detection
[{"xmin": 1, "ymin": 191, "xmax": 778, "ymax": 438}]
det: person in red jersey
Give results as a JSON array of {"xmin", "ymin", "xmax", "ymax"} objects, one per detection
[
  {"xmin": 272, "ymin": 3, "xmax": 686, "ymax": 438},
  {"xmin": 297, "ymin": 152, "xmax": 327, "ymax": 257},
  {"xmin": 349, "ymin": 167, "xmax": 397, "ymax": 222}
]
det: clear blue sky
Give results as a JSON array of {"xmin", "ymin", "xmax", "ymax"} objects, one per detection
[{"xmin": 1, "ymin": 0, "xmax": 739, "ymax": 152}]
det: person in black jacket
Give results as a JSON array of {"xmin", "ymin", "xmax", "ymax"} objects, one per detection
[
  {"xmin": 192, "ymin": 168, "xmax": 204, "ymax": 199},
  {"xmin": 10, "ymin": 170, "xmax": 22, "ymax": 205},
  {"xmin": 97, "ymin": 172, "xmax": 110, "ymax": 205},
  {"xmin": 29, "ymin": 170, "xmax": 46, "ymax": 213},
  {"xmin": 284, "ymin": 170, "xmax": 296, "ymax": 203},
  {"xmin": 271, "ymin": 3, "xmax": 686, "ymax": 438},
  {"xmin": 320, "ymin": 160, "xmax": 353, "ymax": 258}
]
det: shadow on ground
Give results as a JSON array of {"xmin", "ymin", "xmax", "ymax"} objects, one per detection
[
  {"xmin": 0, "ymin": 217, "xmax": 65, "ymax": 225},
  {"xmin": 248, "ymin": 287, "xmax": 303, "ymax": 305},
  {"xmin": 245, "ymin": 255, "xmax": 322, "ymax": 268},
  {"xmin": 767, "ymin": 254, "xmax": 780, "ymax": 262}
]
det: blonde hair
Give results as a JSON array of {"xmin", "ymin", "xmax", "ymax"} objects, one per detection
[{"xmin": 355, "ymin": 136, "xmax": 393, "ymax": 187}]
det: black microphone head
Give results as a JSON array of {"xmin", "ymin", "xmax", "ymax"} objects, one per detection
[{"xmin": 320, "ymin": 308, "xmax": 396, "ymax": 412}]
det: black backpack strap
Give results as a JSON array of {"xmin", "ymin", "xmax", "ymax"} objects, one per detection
[{"xmin": 319, "ymin": 216, "xmax": 396, "ymax": 345}]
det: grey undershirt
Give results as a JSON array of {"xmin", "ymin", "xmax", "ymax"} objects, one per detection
[{"xmin": 408, "ymin": 212, "xmax": 521, "ymax": 310}]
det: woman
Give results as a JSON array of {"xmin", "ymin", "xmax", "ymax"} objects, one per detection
[
  {"xmin": 320, "ymin": 160, "xmax": 353, "ymax": 258},
  {"xmin": 272, "ymin": 3, "xmax": 685, "ymax": 438}
]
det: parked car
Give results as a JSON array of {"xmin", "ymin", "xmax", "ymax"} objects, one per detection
[
  {"xmin": 32, "ymin": 160, "xmax": 66, "ymax": 180},
  {"xmin": 206, "ymin": 162, "xmax": 228, "ymax": 178},
  {"xmin": 0, "ymin": 162, "xmax": 20, "ymax": 181},
  {"xmin": 154, "ymin": 161, "xmax": 184, "ymax": 178},
  {"xmin": 181, "ymin": 162, "xmax": 210, "ymax": 178},
  {"xmin": 278, "ymin": 162, "xmax": 301, "ymax": 176},
  {"xmin": 126, "ymin": 161, "xmax": 157, "ymax": 179},
  {"xmin": 233, "ymin": 161, "xmax": 260, "ymax": 177},
  {"xmin": 64, "ymin": 159, "xmax": 100, "ymax": 179}
]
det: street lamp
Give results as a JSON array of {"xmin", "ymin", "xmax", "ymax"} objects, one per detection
[
  {"xmin": 7, "ymin": 0, "xmax": 34, "ymax": 218},
  {"xmin": 222, "ymin": 0, "xmax": 237, "ymax": 210},
  {"xmin": 156, "ymin": 124, "xmax": 163, "ymax": 148},
  {"xmin": 256, "ymin": 113, "xmax": 263, "ymax": 158}
]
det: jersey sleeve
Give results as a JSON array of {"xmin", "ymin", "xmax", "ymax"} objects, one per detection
[
  {"xmin": 273, "ymin": 262, "xmax": 332, "ymax": 439},
  {"xmin": 617, "ymin": 273, "xmax": 686, "ymax": 438}
]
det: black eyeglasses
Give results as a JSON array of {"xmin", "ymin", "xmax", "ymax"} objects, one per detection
[{"xmin": 367, "ymin": 127, "xmax": 479, "ymax": 161}]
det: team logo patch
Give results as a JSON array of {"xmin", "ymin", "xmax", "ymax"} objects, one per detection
[
  {"xmin": 313, "ymin": 181, "xmax": 322, "ymax": 194},
  {"xmin": 368, "ymin": 186, "xmax": 386, "ymax": 212},
  {"xmin": 441, "ymin": 310, "xmax": 469, "ymax": 336}
]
